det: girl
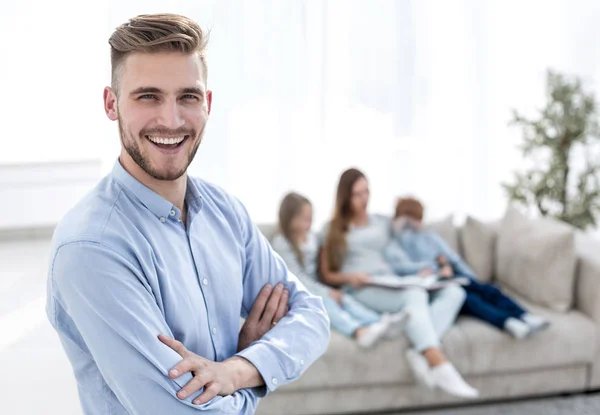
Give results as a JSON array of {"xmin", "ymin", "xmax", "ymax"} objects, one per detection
[{"xmin": 272, "ymin": 192, "xmax": 408, "ymax": 348}]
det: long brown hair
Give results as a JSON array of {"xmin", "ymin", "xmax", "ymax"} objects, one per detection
[
  {"xmin": 278, "ymin": 192, "xmax": 311, "ymax": 267},
  {"xmin": 324, "ymin": 168, "xmax": 366, "ymax": 271}
]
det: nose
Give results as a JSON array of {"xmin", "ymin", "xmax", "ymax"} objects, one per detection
[{"xmin": 157, "ymin": 99, "xmax": 185, "ymax": 130}]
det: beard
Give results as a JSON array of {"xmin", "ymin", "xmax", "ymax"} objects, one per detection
[{"xmin": 118, "ymin": 114, "xmax": 204, "ymax": 181}]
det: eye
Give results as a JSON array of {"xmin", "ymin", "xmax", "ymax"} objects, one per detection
[
  {"xmin": 138, "ymin": 94, "xmax": 158, "ymax": 100},
  {"xmin": 182, "ymin": 94, "xmax": 200, "ymax": 101}
]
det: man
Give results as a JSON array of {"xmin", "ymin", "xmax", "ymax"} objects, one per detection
[{"xmin": 46, "ymin": 13, "xmax": 330, "ymax": 414}]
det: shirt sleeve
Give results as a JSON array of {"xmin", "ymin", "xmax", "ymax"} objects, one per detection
[
  {"xmin": 231, "ymin": 199, "xmax": 331, "ymax": 394},
  {"xmin": 383, "ymin": 239, "xmax": 438, "ymax": 276},
  {"xmin": 270, "ymin": 235, "xmax": 331, "ymax": 298},
  {"xmin": 430, "ymin": 233, "xmax": 476, "ymax": 277},
  {"xmin": 51, "ymin": 241, "xmax": 258, "ymax": 415}
]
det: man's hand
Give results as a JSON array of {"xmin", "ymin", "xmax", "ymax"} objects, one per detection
[
  {"xmin": 237, "ymin": 283, "xmax": 289, "ymax": 352},
  {"xmin": 328, "ymin": 289, "xmax": 345, "ymax": 305},
  {"xmin": 439, "ymin": 264, "xmax": 454, "ymax": 278},
  {"xmin": 158, "ymin": 335, "xmax": 261, "ymax": 405},
  {"xmin": 348, "ymin": 273, "xmax": 371, "ymax": 289}
]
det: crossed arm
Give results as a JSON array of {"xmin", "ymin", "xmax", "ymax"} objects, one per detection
[
  {"xmin": 52, "ymin": 229, "xmax": 329, "ymax": 413},
  {"xmin": 159, "ymin": 283, "xmax": 290, "ymax": 405}
]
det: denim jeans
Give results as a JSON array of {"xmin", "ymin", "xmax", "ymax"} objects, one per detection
[
  {"xmin": 350, "ymin": 282, "xmax": 466, "ymax": 351},
  {"xmin": 321, "ymin": 293, "xmax": 381, "ymax": 338},
  {"xmin": 461, "ymin": 280, "xmax": 527, "ymax": 330}
]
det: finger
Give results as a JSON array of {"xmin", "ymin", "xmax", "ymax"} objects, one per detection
[
  {"xmin": 260, "ymin": 283, "xmax": 284, "ymax": 324},
  {"xmin": 158, "ymin": 334, "xmax": 187, "ymax": 357},
  {"xmin": 247, "ymin": 284, "xmax": 273, "ymax": 323},
  {"xmin": 273, "ymin": 289, "xmax": 289, "ymax": 324},
  {"xmin": 177, "ymin": 372, "xmax": 211, "ymax": 400},
  {"xmin": 168, "ymin": 356, "xmax": 204, "ymax": 379},
  {"xmin": 194, "ymin": 383, "xmax": 221, "ymax": 405}
]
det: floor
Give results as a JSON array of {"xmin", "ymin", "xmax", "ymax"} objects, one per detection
[
  {"xmin": 2, "ymin": 235, "xmax": 598, "ymax": 415},
  {"xmin": 398, "ymin": 393, "xmax": 600, "ymax": 414},
  {"xmin": 1, "ymin": 236, "xmax": 82, "ymax": 414}
]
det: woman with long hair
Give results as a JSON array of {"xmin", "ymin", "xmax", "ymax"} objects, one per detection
[
  {"xmin": 319, "ymin": 168, "xmax": 478, "ymax": 398},
  {"xmin": 271, "ymin": 192, "xmax": 408, "ymax": 348}
]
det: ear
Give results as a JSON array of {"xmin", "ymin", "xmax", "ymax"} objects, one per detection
[
  {"xmin": 206, "ymin": 90, "xmax": 213, "ymax": 115},
  {"xmin": 103, "ymin": 87, "xmax": 119, "ymax": 121}
]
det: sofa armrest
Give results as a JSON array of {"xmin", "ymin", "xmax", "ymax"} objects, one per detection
[
  {"xmin": 574, "ymin": 233, "xmax": 600, "ymax": 388},
  {"xmin": 575, "ymin": 233, "xmax": 600, "ymax": 321}
]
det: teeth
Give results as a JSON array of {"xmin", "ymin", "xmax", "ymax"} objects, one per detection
[{"xmin": 147, "ymin": 136, "xmax": 185, "ymax": 145}]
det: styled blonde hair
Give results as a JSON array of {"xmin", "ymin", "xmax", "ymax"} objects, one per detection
[{"xmin": 108, "ymin": 13, "xmax": 209, "ymax": 95}]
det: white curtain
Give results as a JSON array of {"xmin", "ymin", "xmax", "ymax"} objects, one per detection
[{"xmin": 2, "ymin": 0, "xmax": 599, "ymax": 227}]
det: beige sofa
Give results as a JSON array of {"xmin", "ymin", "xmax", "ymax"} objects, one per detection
[{"xmin": 254, "ymin": 209, "xmax": 600, "ymax": 415}]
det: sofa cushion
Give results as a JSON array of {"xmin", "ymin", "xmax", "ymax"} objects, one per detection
[
  {"xmin": 495, "ymin": 207, "xmax": 577, "ymax": 312},
  {"xmin": 279, "ymin": 289, "xmax": 597, "ymax": 393},
  {"xmin": 455, "ymin": 290, "xmax": 597, "ymax": 376},
  {"xmin": 426, "ymin": 215, "xmax": 460, "ymax": 254},
  {"xmin": 281, "ymin": 322, "xmax": 470, "ymax": 392},
  {"xmin": 459, "ymin": 216, "xmax": 498, "ymax": 283}
]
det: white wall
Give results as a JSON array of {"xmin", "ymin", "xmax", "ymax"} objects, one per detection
[
  {"xmin": 0, "ymin": 160, "xmax": 102, "ymax": 229},
  {"xmin": 1, "ymin": 0, "xmax": 599, "ymax": 230}
]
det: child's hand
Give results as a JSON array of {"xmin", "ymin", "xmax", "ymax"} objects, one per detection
[
  {"xmin": 348, "ymin": 273, "xmax": 371, "ymax": 288},
  {"xmin": 392, "ymin": 217, "xmax": 409, "ymax": 233},
  {"xmin": 439, "ymin": 265, "xmax": 454, "ymax": 278}
]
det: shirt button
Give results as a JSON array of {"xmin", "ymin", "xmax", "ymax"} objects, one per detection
[
  {"xmin": 202, "ymin": 278, "xmax": 208, "ymax": 286},
  {"xmin": 300, "ymin": 359, "xmax": 305, "ymax": 366},
  {"xmin": 272, "ymin": 378, "xmax": 278, "ymax": 385},
  {"xmin": 169, "ymin": 209, "xmax": 176, "ymax": 216},
  {"xmin": 159, "ymin": 217, "xmax": 166, "ymax": 223},
  {"xmin": 212, "ymin": 327, "xmax": 217, "ymax": 335}
]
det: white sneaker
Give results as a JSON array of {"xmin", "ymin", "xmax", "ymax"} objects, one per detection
[
  {"xmin": 504, "ymin": 317, "xmax": 531, "ymax": 340},
  {"xmin": 382, "ymin": 310, "xmax": 410, "ymax": 340},
  {"xmin": 405, "ymin": 349, "xmax": 434, "ymax": 388},
  {"xmin": 522, "ymin": 313, "xmax": 550, "ymax": 334},
  {"xmin": 356, "ymin": 319, "xmax": 389, "ymax": 349},
  {"xmin": 431, "ymin": 362, "xmax": 479, "ymax": 399}
]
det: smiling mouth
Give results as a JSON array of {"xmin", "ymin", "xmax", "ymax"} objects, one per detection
[{"xmin": 145, "ymin": 135, "xmax": 189, "ymax": 149}]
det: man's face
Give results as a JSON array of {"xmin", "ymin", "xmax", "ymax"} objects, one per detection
[{"xmin": 104, "ymin": 52, "xmax": 212, "ymax": 181}]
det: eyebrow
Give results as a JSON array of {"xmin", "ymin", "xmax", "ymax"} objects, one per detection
[
  {"xmin": 129, "ymin": 87, "xmax": 204, "ymax": 97},
  {"xmin": 179, "ymin": 87, "xmax": 204, "ymax": 97}
]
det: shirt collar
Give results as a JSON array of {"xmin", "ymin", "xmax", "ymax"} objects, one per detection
[{"xmin": 111, "ymin": 159, "xmax": 185, "ymax": 222}]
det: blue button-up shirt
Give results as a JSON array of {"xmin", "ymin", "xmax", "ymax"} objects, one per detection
[{"xmin": 46, "ymin": 161, "xmax": 330, "ymax": 415}]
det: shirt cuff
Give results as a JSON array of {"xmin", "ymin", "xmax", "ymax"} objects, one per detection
[{"xmin": 235, "ymin": 341, "xmax": 291, "ymax": 396}]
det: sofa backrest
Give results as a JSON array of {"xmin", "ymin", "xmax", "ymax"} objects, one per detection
[{"xmin": 257, "ymin": 223, "xmax": 278, "ymax": 242}]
